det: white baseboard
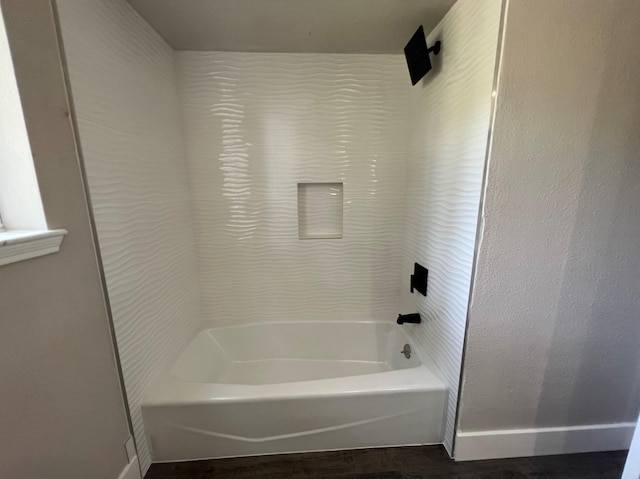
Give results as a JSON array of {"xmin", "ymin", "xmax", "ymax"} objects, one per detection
[
  {"xmin": 118, "ymin": 455, "xmax": 141, "ymax": 479},
  {"xmin": 455, "ymin": 422, "xmax": 635, "ymax": 461}
]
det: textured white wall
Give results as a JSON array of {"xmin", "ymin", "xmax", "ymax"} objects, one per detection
[
  {"xmin": 56, "ymin": 1, "xmax": 202, "ymax": 473},
  {"xmin": 399, "ymin": 0, "xmax": 502, "ymax": 453},
  {"xmin": 176, "ymin": 52, "xmax": 412, "ymax": 326},
  {"xmin": 459, "ymin": 0, "xmax": 640, "ymax": 436}
]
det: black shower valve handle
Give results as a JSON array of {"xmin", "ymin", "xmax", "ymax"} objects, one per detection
[{"xmin": 410, "ymin": 263, "xmax": 428, "ymax": 297}]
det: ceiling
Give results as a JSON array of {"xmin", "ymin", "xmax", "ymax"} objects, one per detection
[{"xmin": 126, "ymin": 0, "xmax": 456, "ymax": 53}]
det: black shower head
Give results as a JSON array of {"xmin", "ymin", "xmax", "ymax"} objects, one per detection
[{"xmin": 404, "ymin": 25, "xmax": 441, "ymax": 86}]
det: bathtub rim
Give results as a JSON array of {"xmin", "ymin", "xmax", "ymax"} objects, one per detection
[
  {"xmin": 143, "ymin": 320, "xmax": 446, "ymax": 407},
  {"xmin": 199, "ymin": 318, "xmax": 416, "ymax": 331}
]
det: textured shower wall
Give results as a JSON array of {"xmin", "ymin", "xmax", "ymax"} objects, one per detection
[
  {"xmin": 399, "ymin": 0, "xmax": 502, "ymax": 453},
  {"xmin": 56, "ymin": 1, "xmax": 202, "ymax": 473},
  {"xmin": 176, "ymin": 52, "xmax": 412, "ymax": 326}
]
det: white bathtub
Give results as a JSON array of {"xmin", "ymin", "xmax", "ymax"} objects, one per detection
[{"xmin": 142, "ymin": 321, "xmax": 447, "ymax": 462}]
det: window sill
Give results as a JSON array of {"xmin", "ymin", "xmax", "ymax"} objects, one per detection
[{"xmin": 0, "ymin": 229, "xmax": 67, "ymax": 266}]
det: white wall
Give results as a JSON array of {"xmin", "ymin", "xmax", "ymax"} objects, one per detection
[
  {"xmin": 457, "ymin": 0, "xmax": 640, "ymax": 460},
  {"xmin": 176, "ymin": 52, "xmax": 412, "ymax": 326},
  {"xmin": 56, "ymin": 1, "xmax": 202, "ymax": 473},
  {"xmin": 399, "ymin": 0, "xmax": 502, "ymax": 453},
  {"xmin": 0, "ymin": 0, "xmax": 131, "ymax": 477}
]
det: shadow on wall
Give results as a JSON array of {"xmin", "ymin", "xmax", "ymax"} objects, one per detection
[{"xmin": 534, "ymin": 2, "xmax": 640, "ymax": 454}]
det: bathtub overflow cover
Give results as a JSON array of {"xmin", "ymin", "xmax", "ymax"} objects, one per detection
[{"xmin": 401, "ymin": 344, "xmax": 411, "ymax": 359}]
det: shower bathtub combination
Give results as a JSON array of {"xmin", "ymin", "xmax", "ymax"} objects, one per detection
[
  {"xmin": 142, "ymin": 321, "xmax": 447, "ymax": 461},
  {"xmin": 52, "ymin": 0, "xmax": 505, "ymax": 470}
]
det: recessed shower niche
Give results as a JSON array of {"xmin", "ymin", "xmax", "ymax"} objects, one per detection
[
  {"xmin": 298, "ymin": 183, "xmax": 344, "ymax": 239},
  {"xmin": 55, "ymin": 0, "xmax": 502, "ymax": 474}
]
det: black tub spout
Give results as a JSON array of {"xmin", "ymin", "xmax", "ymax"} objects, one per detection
[{"xmin": 397, "ymin": 313, "xmax": 421, "ymax": 325}]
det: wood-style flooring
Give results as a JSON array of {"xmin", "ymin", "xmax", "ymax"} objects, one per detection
[{"xmin": 145, "ymin": 446, "xmax": 627, "ymax": 479}]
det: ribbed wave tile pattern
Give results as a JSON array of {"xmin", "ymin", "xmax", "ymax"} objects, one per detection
[
  {"xmin": 399, "ymin": 0, "xmax": 502, "ymax": 453},
  {"xmin": 56, "ymin": 1, "xmax": 202, "ymax": 473},
  {"xmin": 176, "ymin": 53, "xmax": 412, "ymax": 326}
]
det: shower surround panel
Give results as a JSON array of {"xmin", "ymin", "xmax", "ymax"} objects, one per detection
[
  {"xmin": 56, "ymin": 0, "xmax": 202, "ymax": 473},
  {"xmin": 399, "ymin": 0, "xmax": 502, "ymax": 452},
  {"xmin": 176, "ymin": 53, "xmax": 413, "ymax": 326}
]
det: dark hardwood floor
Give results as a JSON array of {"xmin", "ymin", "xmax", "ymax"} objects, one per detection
[{"xmin": 145, "ymin": 446, "xmax": 627, "ymax": 479}]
